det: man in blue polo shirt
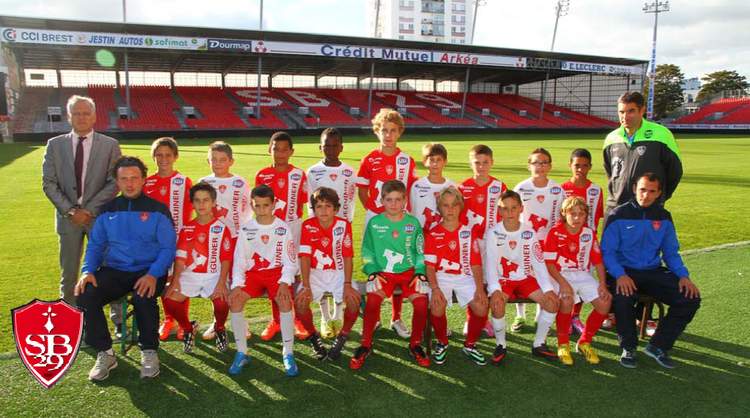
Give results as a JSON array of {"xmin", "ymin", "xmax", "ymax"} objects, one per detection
[
  {"xmin": 75, "ymin": 156, "xmax": 176, "ymax": 381},
  {"xmin": 601, "ymin": 173, "xmax": 700, "ymax": 369}
]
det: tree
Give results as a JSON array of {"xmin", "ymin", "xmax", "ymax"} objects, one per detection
[
  {"xmin": 696, "ymin": 70, "xmax": 749, "ymax": 102},
  {"xmin": 645, "ymin": 64, "xmax": 685, "ymax": 120}
]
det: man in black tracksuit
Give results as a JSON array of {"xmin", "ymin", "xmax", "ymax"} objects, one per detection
[{"xmin": 603, "ymin": 92, "xmax": 683, "ymax": 220}]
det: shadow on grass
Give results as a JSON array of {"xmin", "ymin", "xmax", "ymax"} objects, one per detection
[{"xmin": 0, "ymin": 143, "xmax": 41, "ymax": 169}]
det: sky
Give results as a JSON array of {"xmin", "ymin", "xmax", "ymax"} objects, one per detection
[{"xmin": 1, "ymin": 0, "xmax": 748, "ymax": 81}]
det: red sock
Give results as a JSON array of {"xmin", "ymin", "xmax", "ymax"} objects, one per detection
[
  {"xmin": 340, "ymin": 305, "xmax": 359, "ymax": 335},
  {"xmin": 212, "ymin": 298, "xmax": 229, "ymax": 332},
  {"xmin": 572, "ymin": 302, "xmax": 583, "ymax": 317},
  {"xmin": 465, "ymin": 308, "xmax": 486, "ymax": 347},
  {"xmin": 163, "ymin": 298, "xmax": 192, "ymax": 332},
  {"xmin": 391, "ymin": 293, "xmax": 403, "ymax": 322},
  {"xmin": 160, "ymin": 296, "xmax": 174, "ymax": 322},
  {"xmin": 271, "ymin": 299, "xmax": 280, "ymax": 323},
  {"xmin": 578, "ymin": 310, "xmax": 607, "ymax": 344},
  {"xmin": 556, "ymin": 311, "xmax": 572, "ymax": 345},
  {"xmin": 296, "ymin": 308, "xmax": 317, "ymax": 335},
  {"xmin": 361, "ymin": 293, "xmax": 384, "ymax": 348},
  {"xmin": 409, "ymin": 296, "xmax": 428, "ymax": 347},
  {"xmin": 431, "ymin": 313, "xmax": 449, "ymax": 345}
]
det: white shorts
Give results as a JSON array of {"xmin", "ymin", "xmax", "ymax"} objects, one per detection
[
  {"xmin": 363, "ymin": 209, "xmax": 378, "ymax": 233},
  {"xmin": 431, "ymin": 274, "xmax": 477, "ymax": 308},
  {"xmin": 561, "ymin": 271, "xmax": 601, "ymax": 304},
  {"xmin": 298, "ymin": 269, "xmax": 344, "ymax": 303},
  {"xmin": 179, "ymin": 272, "xmax": 224, "ymax": 298}
]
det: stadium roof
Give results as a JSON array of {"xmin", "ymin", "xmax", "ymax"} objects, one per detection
[{"xmin": 0, "ymin": 15, "xmax": 648, "ymax": 85}]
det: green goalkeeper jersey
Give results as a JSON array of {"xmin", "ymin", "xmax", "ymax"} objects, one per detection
[{"xmin": 360, "ymin": 212, "xmax": 426, "ymax": 279}]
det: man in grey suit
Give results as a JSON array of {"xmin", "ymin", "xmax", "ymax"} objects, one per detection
[{"xmin": 42, "ymin": 95, "xmax": 122, "ymax": 319}]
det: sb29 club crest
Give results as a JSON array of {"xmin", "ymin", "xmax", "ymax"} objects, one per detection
[{"xmin": 12, "ymin": 299, "xmax": 83, "ymax": 388}]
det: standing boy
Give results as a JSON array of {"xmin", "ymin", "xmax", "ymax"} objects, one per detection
[
  {"xmin": 306, "ymin": 127, "xmax": 357, "ymax": 337},
  {"xmin": 143, "ymin": 137, "xmax": 193, "ymax": 342},
  {"xmin": 255, "ymin": 131, "xmax": 309, "ymax": 341},
  {"xmin": 513, "ymin": 148, "xmax": 564, "ymax": 331},
  {"xmin": 199, "ymin": 141, "xmax": 252, "ymax": 341},
  {"xmin": 356, "ymin": 109, "xmax": 418, "ymax": 339}
]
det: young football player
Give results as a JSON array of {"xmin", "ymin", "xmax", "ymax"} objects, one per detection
[
  {"xmin": 163, "ymin": 182, "xmax": 233, "ymax": 353},
  {"xmin": 306, "ymin": 128, "xmax": 357, "ymax": 338},
  {"xmin": 143, "ymin": 137, "xmax": 193, "ymax": 342},
  {"xmin": 410, "ymin": 143, "xmax": 455, "ymax": 232},
  {"xmin": 228, "ymin": 185, "xmax": 299, "ymax": 377},
  {"xmin": 350, "ymin": 180, "xmax": 429, "ymax": 369},
  {"xmin": 295, "ymin": 187, "xmax": 360, "ymax": 361},
  {"xmin": 512, "ymin": 148, "xmax": 564, "ymax": 332},
  {"xmin": 356, "ymin": 108, "xmax": 418, "ymax": 339},
  {"xmin": 561, "ymin": 148, "xmax": 607, "ymax": 333},
  {"xmin": 425, "ymin": 187, "xmax": 489, "ymax": 365},
  {"xmin": 199, "ymin": 141, "xmax": 252, "ymax": 341},
  {"xmin": 544, "ymin": 196, "xmax": 612, "ymax": 365},
  {"xmin": 255, "ymin": 131, "xmax": 309, "ymax": 342},
  {"xmin": 458, "ymin": 144, "xmax": 507, "ymax": 337},
  {"xmin": 484, "ymin": 191, "xmax": 560, "ymax": 364}
]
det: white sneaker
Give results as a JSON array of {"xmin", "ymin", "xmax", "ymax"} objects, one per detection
[
  {"xmin": 88, "ymin": 351, "xmax": 117, "ymax": 381},
  {"xmin": 140, "ymin": 349, "xmax": 160, "ymax": 379},
  {"xmin": 390, "ymin": 319, "xmax": 411, "ymax": 339},
  {"xmin": 202, "ymin": 322, "xmax": 216, "ymax": 341}
]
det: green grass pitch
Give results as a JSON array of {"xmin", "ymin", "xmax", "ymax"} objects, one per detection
[{"xmin": 0, "ymin": 132, "xmax": 748, "ymax": 416}]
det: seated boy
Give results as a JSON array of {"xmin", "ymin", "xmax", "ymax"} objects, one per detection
[
  {"xmin": 425, "ymin": 187, "xmax": 489, "ymax": 365},
  {"xmin": 544, "ymin": 196, "xmax": 612, "ymax": 366},
  {"xmin": 163, "ymin": 182, "xmax": 234, "ymax": 353},
  {"xmin": 350, "ymin": 180, "xmax": 430, "ymax": 369},
  {"xmin": 227, "ymin": 185, "xmax": 299, "ymax": 377},
  {"xmin": 295, "ymin": 187, "xmax": 361, "ymax": 361},
  {"xmin": 484, "ymin": 191, "xmax": 560, "ymax": 364}
]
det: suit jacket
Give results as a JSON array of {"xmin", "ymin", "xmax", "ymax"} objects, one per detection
[{"xmin": 42, "ymin": 131, "xmax": 122, "ymax": 234}]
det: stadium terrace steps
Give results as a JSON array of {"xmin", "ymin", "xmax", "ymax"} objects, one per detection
[
  {"xmin": 14, "ymin": 86, "xmax": 621, "ymax": 133},
  {"xmin": 674, "ymin": 98, "xmax": 750, "ymax": 124}
]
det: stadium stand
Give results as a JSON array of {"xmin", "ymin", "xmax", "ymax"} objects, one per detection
[
  {"xmin": 674, "ymin": 97, "xmax": 750, "ymax": 124},
  {"xmin": 13, "ymin": 87, "xmax": 620, "ymax": 132},
  {"xmin": 175, "ymin": 87, "xmax": 249, "ymax": 130}
]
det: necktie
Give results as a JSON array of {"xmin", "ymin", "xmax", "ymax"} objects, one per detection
[{"xmin": 75, "ymin": 136, "xmax": 85, "ymax": 199}]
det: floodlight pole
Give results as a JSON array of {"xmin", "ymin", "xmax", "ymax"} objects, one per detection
[
  {"xmin": 539, "ymin": 0, "xmax": 569, "ymax": 120},
  {"xmin": 469, "ymin": 0, "xmax": 486, "ymax": 45},
  {"xmin": 644, "ymin": 1, "xmax": 670, "ymax": 120},
  {"xmin": 256, "ymin": 0, "xmax": 263, "ymax": 119},
  {"xmin": 123, "ymin": 0, "xmax": 131, "ymax": 119},
  {"xmin": 374, "ymin": 0, "xmax": 381, "ymax": 37}
]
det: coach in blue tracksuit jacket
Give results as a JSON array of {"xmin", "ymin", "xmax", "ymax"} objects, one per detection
[
  {"xmin": 601, "ymin": 172, "xmax": 700, "ymax": 369},
  {"xmin": 75, "ymin": 156, "xmax": 176, "ymax": 379}
]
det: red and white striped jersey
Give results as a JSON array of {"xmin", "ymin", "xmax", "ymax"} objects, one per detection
[
  {"xmin": 409, "ymin": 177, "xmax": 455, "ymax": 231},
  {"xmin": 255, "ymin": 165, "xmax": 308, "ymax": 222},
  {"xmin": 562, "ymin": 180, "xmax": 604, "ymax": 234},
  {"xmin": 356, "ymin": 148, "xmax": 418, "ymax": 213},
  {"xmin": 198, "ymin": 174, "xmax": 252, "ymax": 238},
  {"xmin": 484, "ymin": 222, "xmax": 552, "ymax": 293},
  {"xmin": 306, "ymin": 161, "xmax": 357, "ymax": 223},
  {"xmin": 514, "ymin": 178, "xmax": 564, "ymax": 241},
  {"xmin": 232, "ymin": 217, "xmax": 298, "ymax": 287},
  {"xmin": 175, "ymin": 218, "xmax": 234, "ymax": 276},
  {"xmin": 424, "ymin": 223, "xmax": 481, "ymax": 280},
  {"xmin": 144, "ymin": 172, "xmax": 193, "ymax": 232},
  {"xmin": 299, "ymin": 216, "xmax": 353, "ymax": 271},
  {"xmin": 543, "ymin": 223, "xmax": 602, "ymax": 273},
  {"xmin": 459, "ymin": 177, "xmax": 507, "ymax": 238}
]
